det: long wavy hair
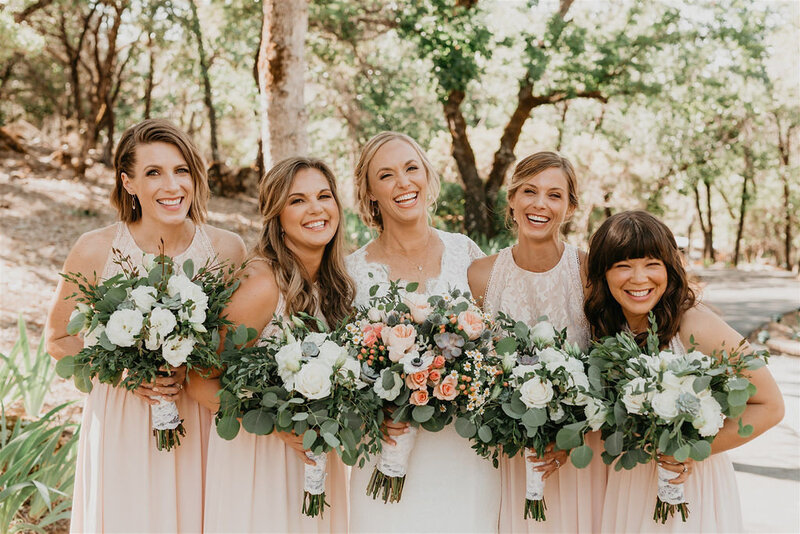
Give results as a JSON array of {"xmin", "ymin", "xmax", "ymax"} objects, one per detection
[
  {"xmin": 353, "ymin": 131, "xmax": 441, "ymax": 232},
  {"xmin": 253, "ymin": 157, "xmax": 355, "ymax": 328},
  {"xmin": 584, "ymin": 210, "xmax": 696, "ymax": 347}
]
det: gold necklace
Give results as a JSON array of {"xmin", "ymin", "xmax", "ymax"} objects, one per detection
[{"xmin": 380, "ymin": 229, "xmax": 434, "ymax": 273}]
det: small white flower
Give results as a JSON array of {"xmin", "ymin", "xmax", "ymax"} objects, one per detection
[
  {"xmin": 130, "ymin": 285, "xmax": 158, "ymax": 313},
  {"xmin": 318, "ymin": 339, "xmax": 348, "ymax": 367},
  {"xmin": 374, "ymin": 369, "xmax": 402, "ymax": 400},
  {"xmin": 549, "ymin": 403, "xmax": 566, "ymax": 421},
  {"xmin": 622, "ymin": 377, "xmax": 652, "ymax": 414},
  {"xmin": 293, "ymin": 361, "xmax": 333, "ymax": 400},
  {"xmin": 162, "ymin": 334, "xmax": 196, "ymax": 367},
  {"xmin": 275, "ymin": 341, "xmax": 304, "ymax": 389},
  {"xmin": 83, "ymin": 324, "xmax": 105, "ymax": 348},
  {"xmin": 338, "ymin": 357, "xmax": 367, "ymax": 388},
  {"xmin": 142, "ymin": 253, "xmax": 157, "ymax": 272},
  {"xmin": 105, "ymin": 309, "xmax": 144, "ymax": 347},
  {"xmin": 686, "ymin": 349, "xmax": 713, "ymax": 370},
  {"xmin": 538, "ymin": 346, "xmax": 569, "ymax": 373},
  {"xmin": 530, "ymin": 321, "xmax": 556, "ymax": 345},
  {"xmin": 367, "ymin": 307, "xmax": 385, "ymax": 323},
  {"xmin": 501, "ymin": 351, "xmax": 517, "ymax": 373},
  {"xmin": 512, "ymin": 363, "xmax": 541, "ymax": 379},
  {"xmin": 403, "ymin": 291, "xmax": 433, "ymax": 323},
  {"xmin": 145, "ymin": 307, "xmax": 177, "ymax": 350},
  {"xmin": 693, "ymin": 395, "xmax": 725, "ymax": 437},
  {"xmin": 584, "ymin": 397, "xmax": 608, "ymax": 431},
  {"xmin": 519, "ymin": 376, "xmax": 554, "ymax": 409}
]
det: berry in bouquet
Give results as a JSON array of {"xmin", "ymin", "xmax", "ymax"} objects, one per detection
[
  {"xmin": 215, "ymin": 313, "xmax": 384, "ymax": 518},
  {"xmin": 587, "ymin": 315, "xmax": 767, "ymax": 523},
  {"xmin": 56, "ymin": 250, "xmax": 243, "ymax": 451},
  {"xmin": 340, "ymin": 280, "xmax": 496, "ymax": 504},
  {"xmin": 457, "ymin": 313, "xmax": 602, "ymax": 521}
]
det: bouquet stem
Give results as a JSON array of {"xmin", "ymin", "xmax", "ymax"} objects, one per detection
[
  {"xmin": 302, "ymin": 451, "xmax": 328, "ymax": 518},
  {"xmin": 151, "ymin": 398, "xmax": 185, "ymax": 452},
  {"xmin": 524, "ymin": 449, "xmax": 548, "ymax": 521},
  {"xmin": 654, "ymin": 465, "xmax": 689, "ymax": 523},
  {"xmin": 366, "ymin": 426, "xmax": 418, "ymax": 504}
]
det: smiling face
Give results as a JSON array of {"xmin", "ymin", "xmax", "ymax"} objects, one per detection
[
  {"xmin": 120, "ymin": 142, "xmax": 194, "ymax": 226},
  {"xmin": 507, "ymin": 167, "xmax": 574, "ymax": 241},
  {"xmin": 605, "ymin": 257, "xmax": 669, "ymax": 330},
  {"xmin": 279, "ymin": 167, "xmax": 340, "ymax": 254},
  {"xmin": 367, "ymin": 139, "xmax": 429, "ymax": 227}
]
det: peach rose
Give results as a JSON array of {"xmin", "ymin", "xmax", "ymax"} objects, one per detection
[
  {"xmin": 433, "ymin": 375, "xmax": 459, "ymax": 401},
  {"xmin": 362, "ymin": 323, "xmax": 383, "ymax": 347},
  {"xmin": 410, "ymin": 389, "xmax": 430, "ymax": 406},
  {"xmin": 403, "ymin": 292, "xmax": 433, "ymax": 324},
  {"xmin": 457, "ymin": 310, "xmax": 485, "ymax": 340},
  {"xmin": 428, "ymin": 369, "xmax": 442, "ymax": 385},
  {"xmin": 432, "ymin": 355, "xmax": 446, "ymax": 369},
  {"xmin": 405, "ymin": 370, "xmax": 429, "ymax": 390},
  {"xmin": 384, "ymin": 323, "xmax": 417, "ymax": 362}
]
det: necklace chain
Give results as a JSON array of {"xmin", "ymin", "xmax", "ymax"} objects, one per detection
[{"xmin": 379, "ymin": 229, "xmax": 434, "ymax": 273}]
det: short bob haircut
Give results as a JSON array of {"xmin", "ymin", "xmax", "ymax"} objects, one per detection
[
  {"xmin": 353, "ymin": 131, "xmax": 441, "ymax": 232},
  {"xmin": 111, "ymin": 119, "xmax": 210, "ymax": 224},
  {"xmin": 505, "ymin": 151, "xmax": 579, "ymax": 230},
  {"xmin": 584, "ymin": 210, "xmax": 696, "ymax": 347}
]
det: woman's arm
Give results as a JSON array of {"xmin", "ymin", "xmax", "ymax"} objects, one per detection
[
  {"xmin": 467, "ymin": 254, "xmax": 498, "ymax": 310},
  {"xmin": 184, "ymin": 260, "xmax": 279, "ymax": 413},
  {"xmin": 679, "ymin": 304, "xmax": 785, "ymax": 454}
]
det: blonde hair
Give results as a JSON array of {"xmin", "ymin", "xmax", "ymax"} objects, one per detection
[
  {"xmin": 353, "ymin": 131, "xmax": 441, "ymax": 231},
  {"xmin": 254, "ymin": 157, "xmax": 355, "ymax": 327},
  {"xmin": 111, "ymin": 119, "xmax": 209, "ymax": 223},
  {"xmin": 505, "ymin": 151, "xmax": 579, "ymax": 229}
]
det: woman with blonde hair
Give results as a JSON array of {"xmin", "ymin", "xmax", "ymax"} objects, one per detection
[
  {"xmin": 187, "ymin": 156, "xmax": 353, "ymax": 532},
  {"xmin": 469, "ymin": 151, "xmax": 606, "ymax": 532},
  {"xmin": 46, "ymin": 118, "xmax": 246, "ymax": 532},
  {"xmin": 346, "ymin": 131, "xmax": 499, "ymax": 532}
]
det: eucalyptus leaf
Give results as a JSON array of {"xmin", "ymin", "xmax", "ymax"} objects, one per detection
[
  {"xmin": 454, "ymin": 417, "xmax": 477, "ymax": 438},
  {"xmin": 478, "ymin": 425, "xmax": 493, "ymax": 443},
  {"xmin": 570, "ymin": 444, "xmax": 594, "ymax": 468},
  {"xmin": 521, "ymin": 407, "xmax": 547, "ymax": 428},
  {"xmin": 412, "ymin": 404, "xmax": 435, "ymax": 423},
  {"xmin": 216, "ymin": 416, "xmax": 241, "ymax": 440},
  {"xmin": 242, "ymin": 409, "xmax": 275, "ymax": 435},
  {"xmin": 302, "ymin": 429, "xmax": 317, "ymax": 449},
  {"xmin": 495, "ymin": 336, "xmax": 517, "ymax": 355},
  {"xmin": 604, "ymin": 431, "xmax": 624, "ymax": 457}
]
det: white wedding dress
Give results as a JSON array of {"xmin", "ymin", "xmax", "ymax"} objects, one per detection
[{"xmin": 346, "ymin": 229, "xmax": 502, "ymax": 533}]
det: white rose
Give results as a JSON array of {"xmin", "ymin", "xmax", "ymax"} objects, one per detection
[
  {"xmin": 130, "ymin": 285, "xmax": 158, "ymax": 313},
  {"xmin": 403, "ymin": 292, "xmax": 433, "ymax": 324},
  {"xmin": 657, "ymin": 350, "xmax": 682, "ymax": 370},
  {"xmin": 519, "ymin": 377, "xmax": 554, "ymax": 409},
  {"xmin": 622, "ymin": 377, "xmax": 652, "ymax": 414},
  {"xmin": 538, "ymin": 347, "xmax": 568, "ymax": 372},
  {"xmin": 318, "ymin": 340, "xmax": 348, "ymax": 367},
  {"xmin": 367, "ymin": 307, "xmax": 385, "ymax": 323},
  {"xmin": 530, "ymin": 321, "xmax": 557, "ymax": 345},
  {"xmin": 564, "ymin": 372, "xmax": 591, "ymax": 406},
  {"xmin": 105, "ymin": 309, "xmax": 144, "ymax": 347},
  {"xmin": 303, "ymin": 332, "xmax": 329, "ymax": 347},
  {"xmin": 293, "ymin": 361, "xmax": 333, "ymax": 400},
  {"xmin": 693, "ymin": 396, "xmax": 725, "ymax": 437},
  {"xmin": 686, "ymin": 349, "xmax": 713, "ymax": 370},
  {"xmin": 145, "ymin": 307, "xmax": 177, "ymax": 350},
  {"xmin": 162, "ymin": 334, "xmax": 196, "ymax": 367},
  {"xmin": 374, "ymin": 369, "xmax": 402, "ymax": 400},
  {"xmin": 564, "ymin": 357, "xmax": 586, "ymax": 375},
  {"xmin": 512, "ymin": 364, "xmax": 542, "ymax": 379},
  {"xmin": 275, "ymin": 341, "xmax": 304, "ymax": 389},
  {"xmin": 651, "ymin": 389, "xmax": 680, "ymax": 420},
  {"xmin": 83, "ymin": 324, "xmax": 105, "ymax": 348},
  {"xmin": 662, "ymin": 371, "xmax": 695, "ymax": 394},
  {"xmin": 167, "ymin": 274, "xmax": 208, "ymax": 307},
  {"xmin": 584, "ymin": 398, "xmax": 608, "ymax": 431},
  {"xmin": 339, "ymin": 357, "xmax": 367, "ymax": 388}
]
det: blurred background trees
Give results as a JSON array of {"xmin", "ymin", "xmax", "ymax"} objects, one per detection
[{"xmin": 1, "ymin": 0, "xmax": 797, "ymax": 266}]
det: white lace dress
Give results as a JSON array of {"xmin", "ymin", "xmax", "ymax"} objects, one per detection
[
  {"xmin": 346, "ymin": 229, "xmax": 501, "ymax": 533},
  {"xmin": 484, "ymin": 244, "xmax": 606, "ymax": 533}
]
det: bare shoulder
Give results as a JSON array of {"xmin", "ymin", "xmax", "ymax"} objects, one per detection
[
  {"xmin": 225, "ymin": 259, "xmax": 280, "ymax": 330},
  {"xmin": 204, "ymin": 224, "xmax": 247, "ymax": 264},
  {"xmin": 63, "ymin": 224, "xmax": 118, "ymax": 280},
  {"xmin": 468, "ymin": 253, "xmax": 499, "ymax": 306},
  {"xmin": 679, "ymin": 303, "xmax": 746, "ymax": 355}
]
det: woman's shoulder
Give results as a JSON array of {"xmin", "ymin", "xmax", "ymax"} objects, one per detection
[
  {"xmin": 202, "ymin": 224, "xmax": 247, "ymax": 264},
  {"xmin": 226, "ymin": 259, "xmax": 281, "ymax": 324},
  {"xmin": 64, "ymin": 224, "xmax": 119, "ymax": 274},
  {"xmin": 678, "ymin": 303, "xmax": 745, "ymax": 355}
]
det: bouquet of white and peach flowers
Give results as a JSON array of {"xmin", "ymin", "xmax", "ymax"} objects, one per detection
[
  {"xmin": 588, "ymin": 315, "xmax": 767, "ymax": 523},
  {"xmin": 340, "ymin": 280, "xmax": 497, "ymax": 504},
  {"xmin": 458, "ymin": 313, "xmax": 601, "ymax": 521},
  {"xmin": 56, "ymin": 251, "xmax": 242, "ymax": 450},
  {"xmin": 216, "ymin": 314, "xmax": 384, "ymax": 518}
]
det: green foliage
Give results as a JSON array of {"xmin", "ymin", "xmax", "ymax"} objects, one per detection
[{"xmin": 1, "ymin": 317, "xmax": 55, "ymax": 419}]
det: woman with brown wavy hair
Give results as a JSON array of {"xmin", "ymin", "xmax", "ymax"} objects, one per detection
[
  {"xmin": 187, "ymin": 156, "xmax": 353, "ymax": 532},
  {"xmin": 585, "ymin": 210, "xmax": 784, "ymax": 532},
  {"xmin": 46, "ymin": 119, "xmax": 246, "ymax": 533}
]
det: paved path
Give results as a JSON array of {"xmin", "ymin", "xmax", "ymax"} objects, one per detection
[{"xmin": 693, "ymin": 268, "xmax": 800, "ymax": 532}]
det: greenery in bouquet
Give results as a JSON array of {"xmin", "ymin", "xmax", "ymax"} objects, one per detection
[
  {"xmin": 587, "ymin": 315, "xmax": 767, "ymax": 523},
  {"xmin": 55, "ymin": 250, "xmax": 242, "ymax": 450},
  {"xmin": 215, "ymin": 314, "xmax": 384, "ymax": 517},
  {"xmin": 340, "ymin": 279, "xmax": 497, "ymax": 503},
  {"xmin": 458, "ymin": 313, "xmax": 600, "ymax": 521}
]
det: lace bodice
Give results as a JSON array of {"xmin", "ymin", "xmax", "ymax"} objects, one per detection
[
  {"xmin": 484, "ymin": 244, "xmax": 591, "ymax": 350},
  {"xmin": 101, "ymin": 222, "xmax": 217, "ymax": 280},
  {"xmin": 345, "ymin": 229, "xmax": 485, "ymax": 307},
  {"xmin": 669, "ymin": 335, "xmax": 688, "ymax": 356}
]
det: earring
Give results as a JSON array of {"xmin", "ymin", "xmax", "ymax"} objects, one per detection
[
  {"xmin": 370, "ymin": 201, "xmax": 380, "ymax": 218},
  {"xmin": 131, "ymin": 194, "xmax": 136, "ymax": 210}
]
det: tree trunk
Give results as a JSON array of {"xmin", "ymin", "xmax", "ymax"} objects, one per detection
[
  {"xmin": 733, "ymin": 146, "xmax": 753, "ymax": 267},
  {"xmin": 144, "ymin": 33, "xmax": 155, "ymax": 119},
  {"xmin": 693, "ymin": 181, "xmax": 714, "ymax": 262},
  {"xmin": 253, "ymin": 28, "xmax": 265, "ymax": 179},
  {"xmin": 187, "ymin": 0, "xmax": 221, "ymax": 183},
  {"xmin": 258, "ymin": 0, "xmax": 309, "ymax": 170},
  {"xmin": 556, "ymin": 101, "xmax": 569, "ymax": 151},
  {"xmin": 775, "ymin": 113, "xmax": 796, "ymax": 269},
  {"xmin": 443, "ymin": 90, "xmax": 489, "ymax": 237}
]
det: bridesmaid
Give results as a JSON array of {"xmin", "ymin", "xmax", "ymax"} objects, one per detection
[
  {"xmin": 584, "ymin": 210, "xmax": 784, "ymax": 532},
  {"xmin": 186, "ymin": 157, "xmax": 353, "ymax": 532},
  {"xmin": 45, "ymin": 119, "xmax": 246, "ymax": 533},
  {"xmin": 469, "ymin": 151, "xmax": 607, "ymax": 532},
  {"xmin": 346, "ymin": 131, "xmax": 499, "ymax": 533}
]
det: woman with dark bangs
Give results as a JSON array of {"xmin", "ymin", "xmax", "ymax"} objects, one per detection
[{"xmin": 585, "ymin": 210, "xmax": 784, "ymax": 532}]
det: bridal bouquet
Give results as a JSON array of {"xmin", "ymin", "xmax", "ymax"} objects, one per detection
[
  {"xmin": 587, "ymin": 316, "xmax": 767, "ymax": 523},
  {"xmin": 215, "ymin": 314, "xmax": 383, "ymax": 518},
  {"xmin": 56, "ymin": 251, "xmax": 241, "ymax": 451},
  {"xmin": 341, "ymin": 280, "xmax": 496, "ymax": 503},
  {"xmin": 457, "ymin": 313, "xmax": 601, "ymax": 521}
]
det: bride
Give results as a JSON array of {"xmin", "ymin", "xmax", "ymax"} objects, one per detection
[{"xmin": 346, "ymin": 131, "xmax": 500, "ymax": 532}]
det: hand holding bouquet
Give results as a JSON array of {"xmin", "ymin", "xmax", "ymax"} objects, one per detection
[
  {"xmin": 458, "ymin": 313, "xmax": 601, "ymax": 521},
  {"xmin": 340, "ymin": 280, "xmax": 496, "ymax": 503},
  {"xmin": 216, "ymin": 314, "xmax": 383, "ymax": 518},
  {"xmin": 587, "ymin": 315, "xmax": 767, "ymax": 523},
  {"xmin": 56, "ymin": 251, "xmax": 242, "ymax": 451}
]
